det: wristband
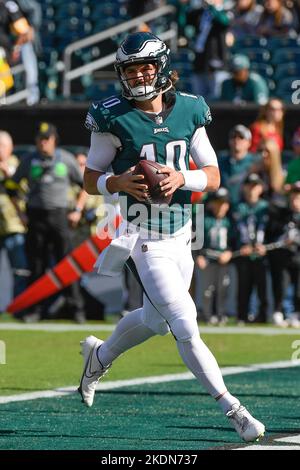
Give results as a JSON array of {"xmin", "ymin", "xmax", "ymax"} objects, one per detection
[
  {"xmin": 97, "ymin": 173, "xmax": 115, "ymax": 196},
  {"xmin": 180, "ymin": 169, "xmax": 208, "ymax": 192},
  {"xmin": 97, "ymin": 173, "xmax": 119, "ymax": 202}
]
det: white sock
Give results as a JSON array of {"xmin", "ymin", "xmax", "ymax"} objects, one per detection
[
  {"xmin": 176, "ymin": 334, "xmax": 239, "ymax": 413},
  {"xmin": 97, "ymin": 308, "xmax": 155, "ymax": 367},
  {"xmin": 216, "ymin": 392, "xmax": 240, "ymax": 414}
]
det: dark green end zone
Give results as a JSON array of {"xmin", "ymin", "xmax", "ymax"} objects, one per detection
[{"xmin": 0, "ymin": 367, "xmax": 299, "ymax": 450}]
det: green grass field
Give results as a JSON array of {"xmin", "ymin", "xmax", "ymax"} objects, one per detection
[
  {"xmin": 0, "ymin": 325, "xmax": 298, "ymax": 394},
  {"xmin": 0, "ymin": 322, "xmax": 299, "ymax": 450}
]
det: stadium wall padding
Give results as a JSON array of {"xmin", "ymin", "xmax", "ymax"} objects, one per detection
[{"xmin": 0, "ymin": 103, "xmax": 298, "ymax": 150}]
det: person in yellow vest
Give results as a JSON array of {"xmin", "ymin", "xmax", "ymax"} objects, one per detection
[
  {"xmin": 0, "ymin": 0, "xmax": 31, "ymax": 97},
  {"xmin": 0, "ymin": 130, "xmax": 28, "ymax": 307}
]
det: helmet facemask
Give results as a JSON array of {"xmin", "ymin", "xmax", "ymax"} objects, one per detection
[
  {"xmin": 116, "ymin": 59, "xmax": 170, "ymax": 101},
  {"xmin": 115, "ymin": 33, "xmax": 172, "ymax": 101}
]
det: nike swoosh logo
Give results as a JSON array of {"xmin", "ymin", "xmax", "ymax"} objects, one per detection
[
  {"xmin": 79, "ymin": 343, "xmax": 98, "ymax": 387},
  {"xmin": 85, "ymin": 346, "xmax": 99, "ymax": 378},
  {"xmin": 92, "ymin": 103, "xmax": 98, "ymax": 109}
]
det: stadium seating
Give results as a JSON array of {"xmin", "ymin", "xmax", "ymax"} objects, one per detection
[
  {"xmin": 271, "ymin": 48, "xmax": 300, "ymax": 66},
  {"xmin": 274, "ymin": 62, "xmax": 300, "ymax": 82},
  {"xmin": 250, "ymin": 63, "xmax": 273, "ymax": 80},
  {"xmin": 275, "ymin": 76, "xmax": 299, "ymax": 100},
  {"xmin": 55, "ymin": 3, "xmax": 91, "ymax": 19},
  {"xmin": 10, "ymin": 0, "xmax": 300, "ymax": 104},
  {"xmin": 240, "ymin": 48, "xmax": 271, "ymax": 63},
  {"xmin": 228, "ymin": 36, "xmax": 300, "ymax": 103},
  {"xmin": 232, "ymin": 36, "xmax": 268, "ymax": 52},
  {"xmin": 84, "ymin": 81, "xmax": 121, "ymax": 100},
  {"xmin": 267, "ymin": 36, "xmax": 300, "ymax": 51}
]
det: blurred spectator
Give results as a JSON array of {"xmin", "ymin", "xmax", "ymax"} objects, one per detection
[
  {"xmin": 186, "ymin": 0, "xmax": 231, "ymax": 100},
  {"xmin": 68, "ymin": 151, "xmax": 105, "ymax": 246},
  {"xmin": 0, "ymin": 47, "xmax": 13, "ymax": 100},
  {"xmin": 0, "ymin": 130, "xmax": 28, "ymax": 304},
  {"xmin": 9, "ymin": 122, "xmax": 87, "ymax": 323},
  {"xmin": 218, "ymin": 124, "xmax": 257, "ymax": 206},
  {"xmin": 67, "ymin": 151, "xmax": 106, "ymax": 321},
  {"xmin": 220, "ymin": 53, "xmax": 269, "ymax": 105},
  {"xmin": 17, "ymin": 0, "xmax": 42, "ymax": 105},
  {"xmin": 0, "ymin": 0, "xmax": 30, "ymax": 97},
  {"xmin": 292, "ymin": 0, "xmax": 300, "ymax": 32},
  {"xmin": 250, "ymin": 98, "xmax": 285, "ymax": 153},
  {"xmin": 127, "ymin": 0, "xmax": 166, "ymax": 33},
  {"xmin": 127, "ymin": 0, "xmax": 165, "ymax": 17},
  {"xmin": 195, "ymin": 188, "xmax": 233, "ymax": 325},
  {"xmin": 265, "ymin": 182, "xmax": 300, "ymax": 327},
  {"xmin": 233, "ymin": 173, "xmax": 269, "ymax": 323},
  {"xmin": 172, "ymin": 0, "xmax": 190, "ymax": 46},
  {"xmin": 285, "ymin": 127, "xmax": 300, "ymax": 185},
  {"xmin": 230, "ymin": 0, "xmax": 263, "ymax": 40},
  {"xmin": 0, "ymin": 0, "xmax": 30, "ymax": 57},
  {"xmin": 249, "ymin": 138, "xmax": 284, "ymax": 197},
  {"xmin": 256, "ymin": 0, "xmax": 299, "ymax": 37}
]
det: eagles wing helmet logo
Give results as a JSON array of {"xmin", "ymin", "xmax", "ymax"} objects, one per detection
[
  {"xmin": 85, "ymin": 113, "xmax": 99, "ymax": 132},
  {"xmin": 205, "ymin": 107, "xmax": 212, "ymax": 124}
]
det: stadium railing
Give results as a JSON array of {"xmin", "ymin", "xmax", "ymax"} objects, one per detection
[{"xmin": 62, "ymin": 4, "xmax": 178, "ymax": 98}]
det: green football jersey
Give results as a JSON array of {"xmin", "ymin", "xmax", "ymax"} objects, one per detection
[
  {"xmin": 85, "ymin": 91, "xmax": 212, "ymax": 234},
  {"xmin": 203, "ymin": 216, "xmax": 232, "ymax": 253}
]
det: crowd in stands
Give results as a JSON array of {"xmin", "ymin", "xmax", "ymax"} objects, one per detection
[
  {"xmin": 1, "ymin": 0, "xmax": 300, "ymax": 104},
  {"xmin": 194, "ymin": 112, "xmax": 300, "ymax": 328},
  {"xmin": 0, "ymin": 124, "xmax": 107, "ymax": 322}
]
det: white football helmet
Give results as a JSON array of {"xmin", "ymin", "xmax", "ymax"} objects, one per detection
[{"xmin": 115, "ymin": 32, "xmax": 172, "ymax": 101}]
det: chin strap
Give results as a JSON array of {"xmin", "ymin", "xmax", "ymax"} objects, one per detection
[{"xmin": 125, "ymin": 79, "xmax": 174, "ymax": 101}]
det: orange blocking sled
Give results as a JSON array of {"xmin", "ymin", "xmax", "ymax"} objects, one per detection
[{"xmin": 7, "ymin": 215, "xmax": 122, "ymax": 314}]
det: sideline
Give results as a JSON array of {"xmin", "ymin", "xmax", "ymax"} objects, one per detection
[{"xmin": 1, "ymin": 322, "xmax": 300, "ymax": 335}]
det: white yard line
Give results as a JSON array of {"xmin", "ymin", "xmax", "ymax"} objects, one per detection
[
  {"xmin": 0, "ymin": 323, "xmax": 116, "ymax": 332},
  {"xmin": 235, "ymin": 433, "xmax": 300, "ymax": 449},
  {"xmin": 0, "ymin": 359, "xmax": 299, "ymax": 405},
  {"xmin": 235, "ymin": 445, "xmax": 300, "ymax": 450},
  {"xmin": 0, "ymin": 322, "xmax": 300, "ymax": 335},
  {"xmin": 275, "ymin": 435, "xmax": 300, "ymax": 444}
]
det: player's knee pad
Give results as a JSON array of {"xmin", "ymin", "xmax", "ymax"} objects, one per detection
[
  {"xmin": 157, "ymin": 296, "xmax": 198, "ymax": 342},
  {"xmin": 168, "ymin": 316, "xmax": 198, "ymax": 342}
]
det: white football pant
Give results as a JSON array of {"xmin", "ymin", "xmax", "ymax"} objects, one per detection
[{"xmin": 99, "ymin": 223, "xmax": 236, "ymax": 408}]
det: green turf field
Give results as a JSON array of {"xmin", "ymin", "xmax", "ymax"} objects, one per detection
[
  {"xmin": 0, "ymin": 366, "xmax": 299, "ymax": 450},
  {"xmin": 0, "ymin": 327, "xmax": 298, "ymax": 395},
  {"xmin": 0, "ymin": 323, "xmax": 299, "ymax": 450}
]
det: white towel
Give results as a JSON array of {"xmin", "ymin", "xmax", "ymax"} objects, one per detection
[{"xmin": 94, "ymin": 220, "xmax": 139, "ymax": 277}]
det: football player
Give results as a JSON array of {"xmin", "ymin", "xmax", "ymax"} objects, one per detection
[{"xmin": 79, "ymin": 32, "xmax": 265, "ymax": 442}]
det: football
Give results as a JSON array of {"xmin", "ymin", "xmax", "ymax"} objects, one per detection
[{"xmin": 133, "ymin": 160, "xmax": 173, "ymax": 205}]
